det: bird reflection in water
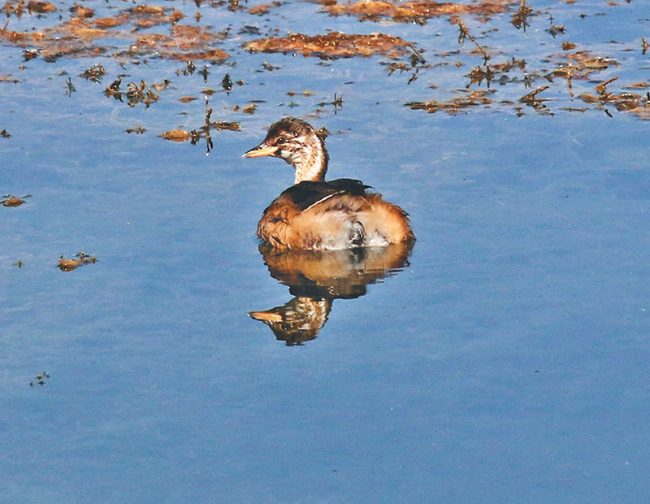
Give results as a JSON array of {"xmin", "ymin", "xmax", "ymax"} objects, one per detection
[{"xmin": 249, "ymin": 241, "xmax": 413, "ymax": 345}]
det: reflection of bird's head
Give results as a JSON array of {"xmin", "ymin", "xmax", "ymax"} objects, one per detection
[
  {"xmin": 250, "ymin": 243, "xmax": 414, "ymax": 345},
  {"xmin": 243, "ymin": 117, "xmax": 328, "ymax": 183},
  {"xmin": 249, "ymin": 297, "xmax": 332, "ymax": 346}
]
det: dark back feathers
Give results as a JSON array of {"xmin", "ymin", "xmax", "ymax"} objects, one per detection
[{"xmin": 280, "ymin": 178, "xmax": 370, "ymax": 211}]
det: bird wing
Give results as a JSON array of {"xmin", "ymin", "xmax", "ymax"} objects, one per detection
[{"xmin": 276, "ymin": 179, "xmax": 370, "ymax": 212}]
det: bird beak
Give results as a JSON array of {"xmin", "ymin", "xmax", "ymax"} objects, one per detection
[
  {"xmin": 249, "ymin": 310, "xmax": 282, "ymax": 323},
  {"xmin": 242, "ymin": 142, "xmax": 278, "ymax": 158}
]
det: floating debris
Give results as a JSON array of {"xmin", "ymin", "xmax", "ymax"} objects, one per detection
[
  {"xmin": 23, "ymin": 49, "xmax": 39, "ymax": 60},
  {"xmin": 176, "ymin": 60, "xmax": 196, "ymax": 76},
  {"xmin": 406, "ymin": 90, "xmax": 493, "ymax": 114},
  {"xmin": 105, "ymin": 79, "xmax": 161, "ymax": 108},
  {"xmin": 27, "ymin": 1, "xmax": 56, "ymax": 14},
  {"xmin": 457, "ymin": 21, "xmax": 490, "ymax": 64},
  {"xmin": 287, "ymin": 90, "xmax": 315, "ymax": 97},
  {"xmin": 71, "ymin": 4, "xmax": 94, "ymax": 18},
  {"xmin": 126, "ymin": 81, "xmax": 159, "ymax": 108},
  {"xmin": 0, "ymin": 6, "xmax": 227, "ymax": 62},
  {"xmin": 213, "ymin": 121, "xmax": 241, "ymax": 131},
  {"xmin": 547, "ymin": 24, "xmax": 565, "ymax": 38},
  {"xmin": 160, "ymin": 129, "xmax": 192, "ymax": 142},
  {"xmin": 58, "ymin": 251, "xmax": 97, "ymax": 272},
  {"xmin": 151, "ymin": 79, "xmax": 172, "ymax": 92},
  {"xmin": 2, "ymin": 194, "xmax": 31, "ymax": 207},
  {"xmin": 318, "ymin": 93, "xmax": 344, "ymax": 112},
  {"xmin": 0, "ymin": 74, "xmax": 20, "ymax": 84},
  {"xmin": 520, "ymin": 85, "xmax": 550, "ymax": 111},
  {"xmin": 511, "ymin": 0, "xmax": 534, "ymax": 30},
  {"xmin": 125, "ymin": 125, "xmax": 146, "ymax": 134},
  {"xmin": 550, "ymin": 51, "xmax": 618, "ymax": 82},
  {"xmin": 245, "ymin": 32, "xmax": 413, "ymax": 59},
  {"xmin": 29, "ymin": 371, "xmax": 50, "ymax": 387},
  {"xmin": 222, "ymin": 73, "xmax": 233, "ymax": 92},
  {"xmin": 79, "ymin": 63, "xmax": 105, "ymax": 82},
  {"xmin": 242, "ymin": 103, "xmax": 257, "ymax": 114},
  {"xmin": 261, "ymin": 61, "xmax": 280, "ymax": 71},
  {"xmin": 325, "ymin": 0, "xmax": 515, "ymax": 23},
  {"xmin": 133, "ymin": 25, "xmax": 229, "ymax": 61},
  {"xmin": 65, "ymin": 77, "xmax": 75, "ymax": 96},
  {"xmin": 624, "ymin": 82, "xmax": 650, "ymax": 90},
  {"xmin": 577, "ymin": 77, "xmax": 650, "ymax": 119},
  {"xmin": 248, "ymin": 3, "xmax": 278, "ymax": 16}
]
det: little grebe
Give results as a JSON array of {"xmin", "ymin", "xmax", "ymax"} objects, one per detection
[{"xmin": 243, "ymin": 117, "xmax": 414, "ymax": 251}]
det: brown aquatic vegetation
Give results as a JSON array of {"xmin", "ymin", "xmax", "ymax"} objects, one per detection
[
  {"xmin": 2, "ymin": 194, "xmax": 30, "ymax": 207},
  {"xmin": 128, "ymin": 4, "xmax": 184, "ymax": 29},
  {"xmin": 160, "ymin": 129, "xmax": 192, "ymax": 142},
  {"xmin": 245, "ymin": 32, "xmax": 412, "ymax": 58},
  {"xmin": 90, "ymin": 5, "xmax": 184, "ymax": 30},
  {"xmin": 406, "ymin": 90, "xmax": 493, "ymax": 114},
  {"xmin": 104, "ymin": 79, "xmax": 161, "ymax": 108},
  {"xmin": 0, "ymin": 0, "xmax": 645, "ymax": 122},
  {"xmin": 248, "ymin": 3, "xmax": 277, "ymax": 15},
  {"xmin": 624, "ymin": 81, "xmax": 650, "ymax": 89},
  {"xmin": 133, "ymin": 25, "xmax": 229, "ymax": 61},
  {"xmin": 79, "ymin": 63, "xmax": 105, "ymax": 82},
  {"xmin": 213, "ymin": 121, "xmax": 241, "ymax": 131},
  {"xmin": 324, "ymin": 0, "xmax": 515, "ymax": 22},
  {"xmin": 0, "ymin": 74, "xmax": 20, "ymax": 83},
  {"xmin": 27, "ymin": 0, "xmax": 56, "ymax": 13},
  {"xmin": 551, "ymin": 51, "xmax": 618, "ymax": 80},
  {"xmin": 0, "ymin": 19, "xmax": 109, "ymax": 60},
  {"xmin": 511, "ymin": 0, "xmax": 533, "ymax": 30},
  {"xmin": 58, "ymin": 252, "xmax": 97, "ymax": 271},
  {"xmin": 467, "ymin": 57, "xmax": 526, "ymax": 86},
  {"xmin": 242, "ymin": 103, "xmax": 257, "ymax": 114},
  {"xmin": 5, "ymin": 0, "xmax": 56, "ymax": 15},
  {"xmin": 71, "ymin": 4, "xmax": 94, "ymax": 18},
  {"xmin": 0, "ymin": 5, "xmax": 226, "ymax": 62},
  {"xmin": 519, "ymin": 85, "xmax": 551, "ymax": 113},
  {"xmin": 577, "ymin": 77, "xmax": 650, "ymax": 119}
]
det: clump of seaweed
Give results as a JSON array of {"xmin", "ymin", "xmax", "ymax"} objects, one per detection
[
  {"xmin": 0, "ymin": 6, "xmax": 228, "ymax": 62},
  {"xmin": 244, "ymin": 32, "xmax": 413, "ymax": 59},
  {"xmin": 2, "ymin": 194, "xmax": 31, "ymax": 207},
  {"xmin": 324, "ymin": 0, "xmax": 515, "ymax": 23},
  {"xmin": 58, "ymin": 251, "xmax": 97, "ymax": 271},
  {"xmin": 578, "ymin": 77, "xmax": 650, "ymax": 119},
  {"xmin": 79, "ymin": 63, "xmax": 105, "ymax": 82},
  {"xmin": 406, "ymin": 90, "xmax": 493, "ymax": 114},
  {"xmin": 104, "ymin": 79, "xmax": 160, "ymax": 108}
]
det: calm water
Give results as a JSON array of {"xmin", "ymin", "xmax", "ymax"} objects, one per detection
[{"xmin": 2, "ymin": 1, "xmax": 650, "ymax": 502}]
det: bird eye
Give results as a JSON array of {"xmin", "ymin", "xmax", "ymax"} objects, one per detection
[{"xmin": 276, "ymin": 137, "xmax": 286, "ymax": 145}]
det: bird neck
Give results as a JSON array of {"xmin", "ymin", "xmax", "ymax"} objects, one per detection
[{"xmin": 293, "ymin": 136, "xmax": 329, "ymax": 184}]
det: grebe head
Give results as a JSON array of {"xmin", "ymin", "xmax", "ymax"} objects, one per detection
[{"xmin": 243, "ymin": 117, "xmax": 329, "ymax": 183}]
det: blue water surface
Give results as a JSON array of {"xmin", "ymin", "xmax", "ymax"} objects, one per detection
[{"xmin": 2, "ymin": 1, "xmax": 649, "ymax": 502}]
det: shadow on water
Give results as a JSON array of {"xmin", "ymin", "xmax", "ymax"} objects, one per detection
[{"xmin": 250, "ymin": 242, "xmax": 413, "ymax": 345}]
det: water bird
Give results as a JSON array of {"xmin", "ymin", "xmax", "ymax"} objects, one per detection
[{"xmin": 243, "ymin": 117, "xmax": 414, "ymax": 251}]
